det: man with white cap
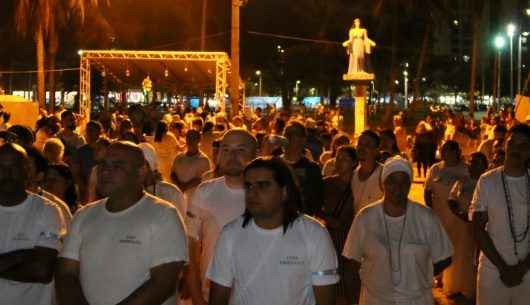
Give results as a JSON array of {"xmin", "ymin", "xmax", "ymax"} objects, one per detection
[
  {"xmin": 343, "ymin": 156, "xmax": 453, "ymax": 305},
  {"xmin": 139, "ymin": 142, "xmax": 187, "ymax": 218}
]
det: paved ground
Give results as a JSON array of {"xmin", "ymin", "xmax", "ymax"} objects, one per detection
[{"xmin": 410, "ymin": 173, "xmax": 474, "ymax": 305}]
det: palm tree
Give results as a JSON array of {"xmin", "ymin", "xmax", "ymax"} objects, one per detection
[
  {"xmin": 467, "ymin": 0, "xmax": 486, "ymax": 118},
  {"xmin": 14, "ymin": 0, "xmax": 105, "ymax": 111}
]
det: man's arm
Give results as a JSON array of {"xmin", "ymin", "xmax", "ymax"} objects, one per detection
[
  {"xmin": 0, "ymin": 249, "xmax": 30, "ymax": 273},
  {"xmin": 177, "ymin": 177, "xmax": 203, "ymax": 192},
  {"xmin": 55, "ymin": 257, "xmax": 90, "ymax": 305},
  {"xmin": 434, "ymin": 257, "xmax": 452, "ymax": 276},
  {"xmin": 208, "ymin": 281, "xmax": 231, "ymax": 305},
  {"xmin": 424, "ymin": 189, "xmax": 433, "ymax": 207},
  {"xmin": 448, "ymin": 199, "xmax": 470, "ymax": 222},
  {"xmin": 472, "ymin": 212, "xmax": 508, "ymax": 272},
  {"xmin": 187, "ymin": 238, "xmax": 207, "ymax": 305},
  {"xmin": 0, "ymin": 247, "xmax": 57, "ymax": 283},
  {"xmin": 313, "ymin": 284, "xmax": 337, "ymax": 305},
  {"xmin": 116, "ymin": 261, "xmax": 185, "ymax": 305}
]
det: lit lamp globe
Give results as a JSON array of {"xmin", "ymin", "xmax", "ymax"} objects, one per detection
[{"xmin": 494, "ymin": 36, "xmax": 505, "ymax": 50}]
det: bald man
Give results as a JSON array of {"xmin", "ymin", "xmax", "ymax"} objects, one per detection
[
  {"xmin": 56, "ymin": 141, "xmax": 188, "ymax": 305},
  {"xmin": 0, "ymin": 143, "xmax": 63, "ymax": 305},
  {"xmin": 186, "ymin": 129, "xmax": 258, "ymax": 305}
]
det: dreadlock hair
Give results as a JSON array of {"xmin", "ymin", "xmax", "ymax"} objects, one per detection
[{"xmin": 242, "ymin": 157, "xmax": 302, "ymax": 234}]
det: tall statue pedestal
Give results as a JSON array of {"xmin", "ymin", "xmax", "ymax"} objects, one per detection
[{"xmin": 343, "ymin": 73, "xmax": 374, "ymax": 137}]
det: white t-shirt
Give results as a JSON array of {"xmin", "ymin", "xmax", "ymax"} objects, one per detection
[
  {"xmin": 186, "ymin": 176, "xmax": 246, "ymax": 298},
  {"xmin": 351, "ymin": 165, "xmax": 383, "ymax": 213},
  {"xmin": 60, "ymin": 193, "xmax": 188, "ymax": 305},
  {"xmin": 146, "ymin": 180, "xmax": 187, "ymax": 221},
  {"xmin": 0, "ymin": 193, "xmax": 63, "ymax": 305},
  {"xmin": 469, "ymin": 167, "xmax": 530, "ymax": 275},
  {"xmin": 343, "ymin": 200, "xmax": 453, "ymax": 304},
  {"xmin": 207, "ymin": 216, "xmax": 339, "ymax": 305}
]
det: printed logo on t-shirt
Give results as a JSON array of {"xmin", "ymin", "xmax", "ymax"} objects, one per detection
[
  {"xmin": 39, "ymin": 231, "xmax": 60, "ymax": 242},
  {"xmin": 280, "ymin": 255, "xmax": 305, "ymax": 266},
  {"xmin": 119, "ymin": 235, "xmax": 142, "ymax": 245},
  {"xmin": 12, "ymin": 233, "xmax": 31, "ymax": 242}
]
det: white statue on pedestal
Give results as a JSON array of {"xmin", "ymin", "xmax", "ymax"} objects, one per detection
[{"xmin": 343, "ymin": 18, "xmax": 376, "ymax": 79}]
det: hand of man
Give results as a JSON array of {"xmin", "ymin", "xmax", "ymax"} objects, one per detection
[{"xmin": 500, "ymin": 264, "xmax": 526, "ymax": 287}]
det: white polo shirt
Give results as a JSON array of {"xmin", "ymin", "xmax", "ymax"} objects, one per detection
[
  {"xmin": 60, "ymin": 193, "xmax": 188, "ymax": 305},
  {"xmin": 0, "ymin": 193, "xmax": 62, "ymax": 305},
  {"xmin": 207, "ymin": 215, "xmax": 339, "ymax": 305}
]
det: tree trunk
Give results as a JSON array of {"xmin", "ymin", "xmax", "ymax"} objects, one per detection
[
  {"xmin": 468, "ymin": 0, "xmax": 484, "ymax": 118},
  {"xmin": 413, "ymin": 22, "xmax": 431, "ymax": 102},
  {"xmin": 48, "ymin": 26, "xmax": 59, "ymax": 114},
  {"xmin": 200, "ymin": 0, "xmax": 208, "ymax": 50},
  {"xmin": 35, "ymin": 24, "xmax": 46, "ymax": 109}
]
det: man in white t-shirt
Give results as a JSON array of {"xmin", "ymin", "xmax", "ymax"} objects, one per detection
[
  {"xmin": 352, "ymin": 130, "xmax": 383, "ymax": 213},
  {"xmin": 470, "ymin": 124, "xmax": 530, "ymax": 305},
  {"xmin": 56, "ymin": 141, "xmax": 188, "ymax": 305},
  {"xmin": 171, "ymin": 130, "xmax": 211, "ymax": 197},
  {"xmin": 208, "ymin": 157, "xmax": 339, "ymax": 305},
  {"xmin": 186, "ymin": 129, "xmax": 258, "ymax": 305},
  {"xmin": 0, "ymin": 143, "xmax": 63, "ymax": 305}
]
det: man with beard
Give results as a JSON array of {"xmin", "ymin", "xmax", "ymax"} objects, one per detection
[
  {"xmin": 471, "ymin": 124, "xmax": 530, "ymax": 305},
  {"xmin": 186, "ymin": 129, "xmax": 258, "ymax": 305},
  {"xmin": 56, "ymin": 141, "xmax": 188, "ymax": 305},
  {"xmin": 0, "ymin": 143, "xmax": 63, "ymax": 305}
]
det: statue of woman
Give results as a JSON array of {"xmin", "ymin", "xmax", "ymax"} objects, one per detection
[{"xmin": 343, "ymin": 18, "xmax": 376, "ymax": 74}]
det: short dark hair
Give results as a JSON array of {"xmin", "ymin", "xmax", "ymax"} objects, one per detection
[
  {"xmin": 470, "ymin": 152, "xmax": 488, "ymax": 168},
  {"xmin": 337, "ymin": 145, "xmax": 357, "ymax": 163},
  {"xmin": 25, "ymin": 146, "xmax": 49, "ymax": 174},
  {"xmin": 46, "ymin": 163, "xmax": 78, "ymax": 211},
  {"xmin": 242, "ymin": 157, "xmax": 301, "ymax": 234},
  {"xmin": 360, "ymin": 130, "xmax": 380, "ymax": 147},
  {"xmin": 7, "ymin": 125, "xmax": 34, "ymax": 147},
  {"xmin": 508, "ymin": 124, "xmax": 530, "ymax": 142},
  {"xmin": 493, "ymin": 125, "xmax": 508, "ymax": 134},
  {"xmin": 284, "ymin": 120, "xmax": 307, "ymax": 138}
]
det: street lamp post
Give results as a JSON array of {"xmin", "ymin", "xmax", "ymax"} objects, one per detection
[
  {"xmin": 295, "ymin": 80, "xmax": 301, "ymax": 95},
  {"xmin": 403, "ymin": 70, "xmax": 408, "ymax": 108},
  {"xmin": 255, "ymin": 70, "xmax": 262, "ymax": 96},
  {"xmin": 507, "ymin": 24, "xmax": 516, "ymax": 99},
  {"xmin": 494, "ymin": 35, "xmax": 505, "ymax": 106},
  {"xmin": 518, "ymin": 32, "xmax": 529, "ymax": 95}
]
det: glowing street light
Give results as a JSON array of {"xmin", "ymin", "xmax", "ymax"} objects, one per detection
[{"xmin": 295, "ymin": 80, "xmax": 301, "ymax": 94}]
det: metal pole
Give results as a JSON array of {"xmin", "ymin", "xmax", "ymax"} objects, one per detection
[
  {"xmin": 497, "ymin": 50, "xmax": 501, "ymax": 105},
  {"xmin": 404, "ymin": 74, "xmax": 408, "ymax": 108},
  {"xmin": 230, "ymin": 0, "xmax": 241, "ymax": 116},
  {"xmin": 517, "ymin": 34, "xmax": 522, "ymax": 95},
  {"xmin": 510, "ymin": 36, "xmax": 514, "ymax": 99},
  {"xmin": 258, "ymin": 74, "xmax": 262, "ymax": 96}
]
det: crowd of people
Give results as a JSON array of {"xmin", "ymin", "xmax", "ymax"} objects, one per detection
[{"xmin": 0, "ymin": 101, "xmax": 530, "ymax": 305}]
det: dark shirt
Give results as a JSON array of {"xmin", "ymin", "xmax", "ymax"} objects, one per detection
[{"xmin": 289, "ymin": 156, "xmax": 324, "ymax": 216}]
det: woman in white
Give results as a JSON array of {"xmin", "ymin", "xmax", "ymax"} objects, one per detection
[
  {"xmin": 343, "ymin": 156, "xmax": 453, "ymax": 305},
  {"xmin": 424, "ymin": 140, "xmax": 469, "ymax": 288},
  {"xmin": 446, "ymin": 152, "xmax": 489, "ymax": 300},
  {"xmin": 150, "ymin": 120, "xmax": 180, "ymax": 182}
]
